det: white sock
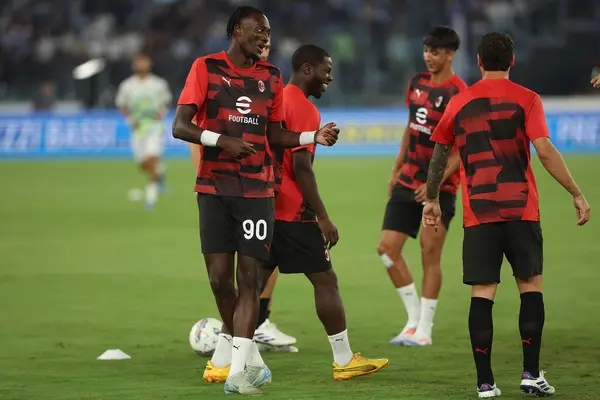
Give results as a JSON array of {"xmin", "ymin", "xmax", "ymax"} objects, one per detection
[
  {"xmin": 246, "ymin": 340, "xmax": 265, "ymax": 367},
  {"xmin": 416, "ymin": 298, "xmax": 438, "ymax": 338},
  {"xmin": 397, "ymin": 283, "xmax": 421, "ymax": 327},
  {"xmin": 210, "ymin": 333, "xmax": 232, "ymax": 368},
  {"xmin": 229, "ymin": 337, "xmax": 252, "ymax": 376},
  {"xmin": 145, "ymin": 182, "xmax": 159, "ymax": 205},
  {"xmin": 327, "ymin": 329, "xmax": 353, "ymax": 367}
]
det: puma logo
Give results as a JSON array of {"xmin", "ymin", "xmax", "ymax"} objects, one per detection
[
  {"xmin": 475, "ymin": 348, "xmax": 489, "ymax": 356},
  {"xmin": 233, "ymin": 345, "xmax": 240, "ymax": 350},
  {"xmin": 222, "ymin": 76, "xmax": 232, "ymax": 87},
  {"xmin": 522, "ymin": 338, "xmax": 532, "ymax": 345}
]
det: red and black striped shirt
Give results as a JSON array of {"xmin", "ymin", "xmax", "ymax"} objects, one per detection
[
  {"xmin": 398, "ymin": 72, "xmax": 467, "ymax": 195},
  {"xmin": 431, "ymin": 79, "xmax": 549, "ymax": 227},
  {"xmin": 178, "ymin": 51, "xmax": 284, "ymax": 198}
]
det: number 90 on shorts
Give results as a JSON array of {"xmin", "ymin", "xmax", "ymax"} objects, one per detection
[{"xmin": 243, "ymin": 219, "xmax": 268, "ymax": 241}]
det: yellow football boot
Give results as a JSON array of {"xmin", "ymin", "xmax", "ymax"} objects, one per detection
[
  {"xmin": 333, "ymin": 353, "xmax": 388, "ymax": 381},
  {"xmin": 203, "ymin": 360, "xmax": 230, "ymax": 383}
]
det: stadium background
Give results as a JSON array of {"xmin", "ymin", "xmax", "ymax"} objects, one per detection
[{"xmin": 2, "ymin": 0, "xmax": 600, "ymax": 399}]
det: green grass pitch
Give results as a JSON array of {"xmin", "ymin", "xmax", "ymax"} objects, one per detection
[{"xmin": 1, "ymin": 156, "xmax": 599, "ymax": 399}]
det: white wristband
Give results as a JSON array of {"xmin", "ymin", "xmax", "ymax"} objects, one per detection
[
  {"xmin": 200, "ymin": 130, "xmax": 221, "ymax": 147},
  {"xmin": 299, "ymin": 131, "xmax": 316, "ymax": 145}
]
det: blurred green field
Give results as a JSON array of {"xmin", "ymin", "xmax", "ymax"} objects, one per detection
[{"xmin": 1, "ymin": 156, "xmax": 599, "ymax": 400}]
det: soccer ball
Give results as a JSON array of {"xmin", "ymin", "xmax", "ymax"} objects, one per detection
[{"xmin": 189, "ymin": 318, "xmax": 222, "ymax": 356}]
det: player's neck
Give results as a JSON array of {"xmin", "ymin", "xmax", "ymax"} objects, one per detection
[
  {"xmin": 226, "ymin": 46, "xmax": 254, "ymax": 69},
  {"xmin": 481, "ymin": 70, "xmax": 510, "ymax": 80},
  {"xmin": 136, "ymin": 72, "xmax": 149, "ymax": 80},
  {"xmin": 289, "ymin": 78, "xmax": 310, "ymax": 98},
  {"xmin": 431, "ymin": 66, "xmax": 454, "ymax": 84}
]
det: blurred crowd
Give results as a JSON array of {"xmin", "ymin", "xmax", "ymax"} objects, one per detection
[{"xmin": 1, "ymin": 0, "xmax": 599, "ymax": 108}]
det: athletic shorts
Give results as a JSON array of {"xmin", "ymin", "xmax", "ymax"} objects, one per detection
[
  {"xmin": 131, "ymin": 126, "xmax": 164, "ymax": 162},
  {"xmin": 197, "ymin": 194, "xmax": 275, "ymax": 262},
  {"xmin": 382, "ymin": 183, "xmax": 456, "ymax": 238},
  {"xmin": 462, "ymin": 221, "xmax": 543, "ymax": 285},
  {"xmin": 265, "ymin": 220, "xmax": 332, "ymax": 274}
]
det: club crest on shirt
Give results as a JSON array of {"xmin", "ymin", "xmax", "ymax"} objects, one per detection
[
  {"xmin": 258, "ymin": 80, "xmax": 265, "ymax": 93},
  {"xmin": 324, "ymin": 248, "xmax": 330, "ymax": 261},
  {"xmin": 435, "ymin": 96, "xmax": 443, "ymax": 108}
]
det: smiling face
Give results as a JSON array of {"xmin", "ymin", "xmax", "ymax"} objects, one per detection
[
  {"xmin": 423, "ymin": 45, "xmax": 454, "ymax": 74},
  {"xmin": 234, "ymin": 12, "xmax": 271, "ymax": 61},
  {"xmin": 259, "ymin": 38, "xmax": 271, "ymax": 62},
  {"xmin": 307, "ymin": 57, "xmax": 333, "ymax": 99}
]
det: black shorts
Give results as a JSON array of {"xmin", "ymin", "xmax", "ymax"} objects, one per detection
[
  {"xmin": 382, "ymin": 183, "xmax": 456, "ymax": 238},
  {"xmin": 462, "ymin": 221, "xmax": 543, "ymax": 285},
  {"xmin": 266, "ymin": 220, "xmax": 332, "ymax": 274},
  {"xmin": 197, "ymin": 194, "xmax": 274, "ymax": 262}
]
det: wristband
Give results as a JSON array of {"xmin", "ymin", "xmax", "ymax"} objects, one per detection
[
  {"xmin": 200, "ymin": 130, "xmax": 221, "ymax": 147},
  {"xmin": 299, "ymin": 131, "xmax": 316, "ymax": 145}
]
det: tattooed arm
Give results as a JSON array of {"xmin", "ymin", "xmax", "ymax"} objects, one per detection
[{"xmin": 426, "ymin": 143, "xmax": 454, "ymax": 201}]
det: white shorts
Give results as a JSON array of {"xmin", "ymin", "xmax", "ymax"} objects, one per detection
[{"xmin": 131, "ymin": 124, "xmax": 164, "ymax": 162}]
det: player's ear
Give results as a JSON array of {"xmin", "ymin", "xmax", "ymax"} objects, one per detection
[
  {"xmin": 477, "ymin": 54, "xmax": 482, "ymax": 68},
  {"xmin": 302, "ymin": 63, "xmax": 312, "ymax": 76},
  {"xmin": 510, "ymin": 54, "xmax": 515, "ymax": 67},
  {"xmin": 447, "ymin": 50, "xmax": 455, "ymax": 62}
]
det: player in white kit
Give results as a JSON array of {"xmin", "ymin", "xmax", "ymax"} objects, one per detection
[{"xmin": 116, "ymin": 54, "xmax": 172, "ymax": 209}]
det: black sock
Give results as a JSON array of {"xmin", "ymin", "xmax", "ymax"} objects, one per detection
[
  {"xmin": 519, "ymin": 291, "xmax": 544, "ymax": 377},
  {"xmin": 469, "ymin": 297, "xmax": 495, "ymax": 387},
  {"xmin": 256, "ymin": 298, "xmax": 271, "ymax": 329}
]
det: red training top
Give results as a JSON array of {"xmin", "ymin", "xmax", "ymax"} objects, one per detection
[
  {"xmin": 431, "ymin": 78, "xmax": 550, "ymax": 227},
  {"xmin": 273, "ymin": 84, "xmax": 320, "ymax": 223},
  {"xmin": 398, "ymin": 72, "xmax": 468, "ymax": 195},
  {"xmin": 178, "ymin": 51, "xmax": 283, "ymax": 198}
]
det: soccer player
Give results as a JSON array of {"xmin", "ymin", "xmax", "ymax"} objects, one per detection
[
  {"xmin": 116, "ymin": 53, "xmax": 172, "ymax": 209},
  {"xmin": 423, "ymin": 32, "xmax": 590, "ymax": 398},
  {"xmin": 187, "ymin": 37, "xmax": 298, "ymax": 352},
  {"xmin": 172, "ymin": 6, "xmax": 339, "ymax": 395},
  {"xmin": 377, "ymin": 26, "xmax": 467, "ymax": 346},
  {"xmin": 264, "ymin": 44, "xmax": 388, "ymax": 380}
]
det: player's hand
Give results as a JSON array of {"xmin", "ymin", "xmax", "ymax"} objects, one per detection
[
  {"xmin": 388, "ymin": 177, "xmax": 395, "ymax": 197},
  {"xmin": 573, "ymin": 194, "xmax": 590, "ymax": 226},
  {"xmin": 414, "ymin": 183, "xmax": 427, "ymax": 203},
  {"xmin": 315, "ymin": 123, "xmax": 339, "ymax": 146},
  {"xmin": 318, "ymin": 216, "xmax": 339, "ymax": 249},
  {"xmin": 217, "ymin": 135, "xmax": 256, "ymax": 159},
  {"xmin": 422, "ymin": 199, "xmax": 442, "ymax": 231},
  {"xmin": 591, "ymin": 74, "xmax": 600, "ymax": 88}
]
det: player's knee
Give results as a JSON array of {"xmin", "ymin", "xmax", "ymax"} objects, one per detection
[
  {"xmin": 377, "ymin": 243, "xmax": 396, "ymax": 269},
  {"xmin": 307, "ymin": 269, "xmax": 339, "ymax": 290},
  {"xmin": 236, "ymin": 272, "xmax": 262, "ymax": 294},
  {"xmin": 208, "ymin": 274, "xmax": 235, "ymax": 298}
]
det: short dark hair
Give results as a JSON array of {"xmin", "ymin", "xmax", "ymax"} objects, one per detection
[
  {"xmin": 477, "ymin": 32, "xmax": 515, "ymax": 71},
  {"xmin": 226, "ymin": 5, "xmax": 265, "ymax": 41},
  {"xmin": 423, "ymin": 26, "xmax": 460, "ymax": 51},
  {"xmin": 291, "ymin": 45, "xmax": 330, "ymax": 72}
]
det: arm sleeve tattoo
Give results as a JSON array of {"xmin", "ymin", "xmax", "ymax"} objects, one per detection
[{"xmin": 426, "ymin": 143, "xmax": 453, "ymax": 200}]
